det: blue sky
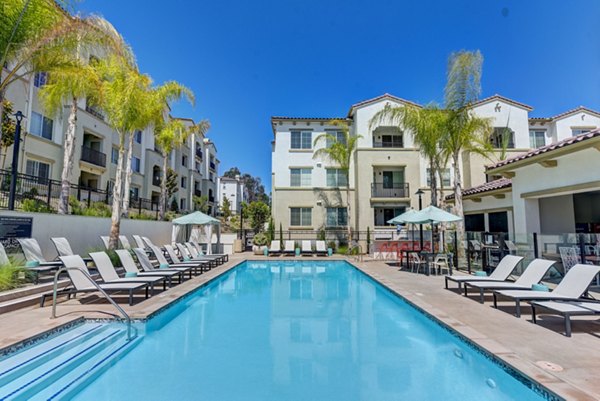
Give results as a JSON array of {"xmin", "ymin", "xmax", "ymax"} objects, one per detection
[{"xmin": 78, "ymin": 0, "xmax": 600, "ymax": 190}]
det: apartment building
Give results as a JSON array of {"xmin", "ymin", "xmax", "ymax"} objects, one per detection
[
  {"xmin": 1, "ymin": 66, "xmax": 219, "ymax": 216},
  {"xmin": 217, "ymin": 175, "xmax": 247, "ymax": 215},
  {"xmin": 271, "ymin": 93, "xmax": 600, "ymax": 234}
]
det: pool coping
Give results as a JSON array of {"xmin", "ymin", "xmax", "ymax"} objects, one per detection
[{"xmin": 0, "ymin": 255, "xmax": 595, "ymax": 400}]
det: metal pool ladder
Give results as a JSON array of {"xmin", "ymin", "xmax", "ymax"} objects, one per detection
[{"xmin": 50, "ymin": 267, "xmax": 136, "ymax": 341}]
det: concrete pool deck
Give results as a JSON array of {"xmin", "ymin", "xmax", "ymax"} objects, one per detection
[{"xmin": 0, "ymin": 254, "xmax": 598, "ymax": 400}]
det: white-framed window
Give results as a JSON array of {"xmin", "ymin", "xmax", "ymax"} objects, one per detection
[
  {"xmin": 134, "ymin": 130, "xmax": 142, "ymax": 143},
  {"xmin": 33, "ymin": 72, "xmax": 48, "ymax": 88},
  {"xmin": 290, "ymin": 131, "xmax": 312, "ymax": 149},
  {"xmin": 290, "ymin": 207, "xmax": 312, "ymax": 226},
  {"xmin": 182, "ymin": 155, "xmax": 188, "ymax": 167},
  {"xmin": 326, "ymin": 169, "xmax": 347, "ymax": 187},
  {"xmin": 290, "ymin": 168, "xmax": 311, "ymax": 187},
  {"xmin": 325, "ymin": 130, "xmax": 346, "ymax": 147},
  {"xmin": 326, "ymin": 207, "xmax": 347, "ymax": 227},
  {"xmin": 25, "ymin": 160, "xmax": 50, "ymax": 180},
  {"xmin": 572, "ymin": 128, "xmax": 592, "ymax": 137},
  {"xmin": 130, "ymin": 187, "xmax": 139, "ymax": 200},
  {"xmin": 132, "ymin": 157, "xmax": 141, "ymax": 173},
  {"xmin": 30, "ymin": 111, "xmax": 53, "ymax": 140},
  {"xmin": 111, "ymin": 147, "xmax": 119, "ymax": 164},
  {"xmin": 426, "ymin": 168, "xmax": 451, "ymax": 187},
  {"xmin": 380, "ymin": 134, "xmax": 403, "ymax": 148},
  {"xmin": 529, "ymin": 130, "xmax": 546, "ymax": 148},
  {"xmin": 181, "ymin": 176, "xmax": 187, "ymax": 188}
]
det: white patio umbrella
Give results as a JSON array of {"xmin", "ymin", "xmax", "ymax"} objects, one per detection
[{"xmin": 401, "ymin": 206, "xmax": 462, "ymax": 252}]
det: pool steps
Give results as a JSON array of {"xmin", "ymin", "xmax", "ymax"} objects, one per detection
[{"xmin": 0, "ymin": 322, "xmax": 142, "ymax": 401}]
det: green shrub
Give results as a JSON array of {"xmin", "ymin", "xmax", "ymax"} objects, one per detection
[
  {"xmin": 252, "ymin": 232, "xmax": 269, "ymax": 246},
  {"xmin": 21, "ymin": 198, "xmax": 53, "ymax": 213},
  {"xmin": 0, "ymin": 261, "xmax": 28, "ymax": 291},
  {"xmin": 130, "ymin": 212, "xmax": 156, "ymax": 220},
  {"xmin": 337, "ymin": 245, "xmax": 348, "ymax": 255}
]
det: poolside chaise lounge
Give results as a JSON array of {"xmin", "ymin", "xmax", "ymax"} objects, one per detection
[
  {"xmin": 529, "ymin": 300, "xmax": 600, "ymax": 337},
  {"xmin": 268, "ymin": 241, "xmax": 281, "ymax": 256},
  {"xmin": 189, "ymin": 241, "xmax": 229, "ymax": 262},
  {"xmin": 100, "ymin": 236, "xmax": 110, "ymax": 250},
  {"xmin": 284, "ymin": 241, "xmax": 295, "ymax": 256},
  {"xmin": 463, "ymin": 259, "xmax": 556, "ymax": 303},
  {"xmin": 133, "ymin": 248, "xmax": 195, "ymax": 279},
  {"xmin": 151, "ymin": 245, "xmax": 209, "ymax": 274},
  {"xmin": 184, "ymin": 242, "xmax": 226, "ymax": 264},
  {"xmin": 444, "ymin": 255, "xmax": 523, "ymax": 289},
  {"xmin": 89, "ymin": 251, "xmax": 167, "ymax": 294},
  {"xmin": 132, "ymin": 235, "xmax": 147, "ymax": 249},
  {"xmin": 316, "ymin": 241, "xmax": 328, "ymax": 256},
  {"xmin": 41, "ymin": 255, "xmax": 149, "ymax": 306},
  {"xmin": 115, "ymin": 249, "xmax": 182, "ymax": 286},
  {"xmin": 176, "ymin": 243, "xmax": 220, "ymax": 267},
  {"xmin": 301, "ymin": 241, "xmax": 313, "ymax": 256},
  {"xmin": 163, "ymin": 244, "xmax": 212, "ymax": 270},
  {"xmin": 50, "ymin": 237, "xmax": 93, "ymax": 263},
  {"xmin": 119, "ymin": 236, "xmax": 132, "ymax": 250},
  {"xmin": 492, "ymin": 264, "xmax": 600, "ymax": 317},
  {"xmin": 17, "ymin": 238, "xmax": 64, "ymax": 282}
]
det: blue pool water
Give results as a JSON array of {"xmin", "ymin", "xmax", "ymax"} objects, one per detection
[{"xmin": 71, "ymin": 260, "xmax": 549, "ymax": 401}]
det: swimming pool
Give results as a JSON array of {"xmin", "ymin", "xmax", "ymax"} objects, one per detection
[{"xmin": 8, "ymin": 260, "xmax": 556, "ymax": 400}]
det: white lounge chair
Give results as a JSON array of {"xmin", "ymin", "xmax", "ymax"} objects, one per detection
[
  {"xmin": 530, "ymin": 300, "xmax": 600, "ymax": 337},
  {"xmin": 151, "ymin": 245, "xmax": 209, "ymax": 274},
  {"xmin": 301, "ymin": 241, "xmax": 313, "ymax": 256},
  {"xmin": 132, "ymin": 235, "xmax": 146, "ymax": 249},
  {"xmin": 184, "ymin": 242, "xmax": 225, "ymax": 264},
  {"xmin": 17, "ymin": 238, "xmax": 62, "ymax": 267},
  {"xmin": 315, "ymin": 241, "xmax": 327, "ymax": 256},
  {"xmin": 268, "ymin": 241, "xmax": 281, "ymax": 256},
  {"xmin": 119, "ymin": 236, "xmax": 132, "ymax": 250},
  {"xmin": 493, "ymin": 264, "xmax": 600, "ymax": 317},
  {"xmin": 175, "ymin": 243, "xmax": 220, "ymax": 267},
  {"xmin": 100, "ymin": 236, "xmax": 110, "ymax": 250},
  {"xmin": 115, "ymin": 249, "xmax": 182, "ymax": 285},
  {"xmin": 89, "ymin": 251, "xmax": 167, "ymax": 294},
  {"xmin": 444, "ymin": 255, "xmax": 523, "ymax": 289},
  {"xmin": 40, "ymin": 255, "xmax": 149, "ymax": 306},
  {"xmin": 50, "ymin": 237, "xmax": 92, "ymax": 263},
  {"xmin": 189, "ymin": 241, "xmax": 229, "ymax": 262},
  {"xmin": 0, "ymin": 243, "xmax": 9, "ymax": 266},
  {"xmin": 464, "ymin": 259, "xmax": 556, "ymax": 303},
  {"xmin": 133, "ymin": 248, "xmax": 195, "ymax": 279},
  {"xmin": 284, "ymin": 241, "xmax": 295, "ymax": 256}
]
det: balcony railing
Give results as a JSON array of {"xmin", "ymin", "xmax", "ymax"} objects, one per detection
[
  {"xmin": 85, "ymin": 104, "xmax": 105, "ymax": 120},
  {"xmin": 371, "ymin": 182, "xmax": 410, "ymax": 198},
  {"xmin": 373, "ymin": 140, "xmax": 404, "ymax": 148},
  {"xmin": 209, "ymin": 161, "xmax": 216, "ymax": 170},
  {"xmin": 80, "ymin": 146, "xmax": 106, "ymax": 167}
]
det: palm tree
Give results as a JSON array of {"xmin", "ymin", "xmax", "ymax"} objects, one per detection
[
  {"xmin": 313, "ymin": 120, "xmax": 360, "ymax": 242},
  {"xmin": 95, "ymin": 55, "xmax": 153, "ymax": 249},
  {"xmin": 441, "ymin": 50, "xmax": 493, "ymax": 255},
  {"xmin": 370, "ymin": 104, "xmax": 448, "ymax": 207},
  {"xmin": 38, "ymin": 16, "xmax": 132, "ymax": 214}
]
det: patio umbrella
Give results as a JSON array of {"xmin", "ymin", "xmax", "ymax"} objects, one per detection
[
  {"xmin": 401, "ymin": 206, "xmax": 462, "ymax": 252},
  {"xmin": 387, "ymin": 209, "xmax": 420, "ymax": 251}
]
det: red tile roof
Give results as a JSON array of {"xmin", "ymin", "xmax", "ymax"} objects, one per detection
[
  {"xmin": 528, "ymin": 106, "xmax": 600, "ymax": 123},
  {"xmin": 346, "ymin": 93, "xmax": 422, "ymax": 117},
  {"xmin": 446, "ymin": 178, "xmax": 512, "ymax": 200},
  {"xmin": 470, "ymin": 94, "xmax": 533, "ymax": 111},
  {"xmin": 487, "ymin": 129, "xmax": 600, "ymax": 170}
]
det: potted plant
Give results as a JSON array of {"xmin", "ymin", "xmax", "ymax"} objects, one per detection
[{"xmin": 252, "ymin": 232, "xmax": 269, "ymax": 255}]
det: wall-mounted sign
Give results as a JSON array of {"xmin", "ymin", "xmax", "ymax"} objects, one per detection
[{"xmin": 0, "ymin": 216, "xmax": 33, "ymax": 253}]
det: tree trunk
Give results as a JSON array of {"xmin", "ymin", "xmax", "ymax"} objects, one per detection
[
  {"xmin": 159, "ymin": 151, "xmax": 168, "ymax": 220},
  {"xmin": 0, "ymin": 89, "xmax": 5, "ymax": 143},
  {"xmin": 429, "ymin": 160, "xmax": 438, "ymax": 207},
  {"xmin": 452, "ymin": 152, "xmax": 465, "ymax": 260},
  {"xmin": 346, "ymin": 185, "xmax": 352, "ymax": 243},
  {"xmin": 58, "ymin": 97, "xmax": 78, "ymax": 214},
  {"xmin": 121, "ymin": 132, "xmax": 134, "ymax": 217},
  {"xmin": 109, "ymin": 133, "xmax": 126, "ymax": 250},
  {"xmin": 437, "ymin": 164, "xmax": 445, "ymax": 208}
]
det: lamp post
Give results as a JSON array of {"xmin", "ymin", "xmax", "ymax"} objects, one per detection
[
  {"xmin": 415, "ymin": 189, "xmax": 424, "ymax": 250},
  {"xmin": 8, "ymin": 111, "xmax": 24, "ymax": 210}
]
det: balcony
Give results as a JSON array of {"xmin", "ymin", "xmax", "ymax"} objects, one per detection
[
  {"xmin": 373, "ymin": 139, "xmax": 404, "ymax": 148},
  {"xmin": 85, "ymin": 104, "xmax": 105, "ymax": 120},
  {"xmin": 209, "ymin": 161, "xmax": 216, "ymax": 170},
  {"xmin": 152, "ymin": 177, "xmax": 161, "ymax": 186},
  {"xmin": 80, "ymin": 146, "xmax": 106, "ymax": 167},
  {"xmin": 195, "ymin": 148, "xmax": 203, "ymax": 159},
  {"xmin": 194, "ymin": 189, "xmax": 201, "ymax": 197},
  {"xmin": 371, "ymin": 183, "xmax": 409, "ymax": 198}
]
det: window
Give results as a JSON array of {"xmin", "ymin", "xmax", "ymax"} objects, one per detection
[
  {"xmin": 132, "ymin": 157, "xmax": 141, "ymax": 173},
  {"xmin": 134, "ymin": 130, "xmax": 142, "ymax": 144},
  {"xmin": 111, "ymin": 147, "xmax": 119, "ymax": 164},
  {"xmin": 290, "ymin": 131, "xmax": 312, "ymax": 149},
  {"xmin": 181, "ymin": 176, "xmax": 187, "ymax": 188},
  {"xmin": 182, "ymin": 155, "xmax": 188, "ymax": 167},
  {"xmin": 130, "ymin": 187, "xmax": 139, "ymax": 200},
  {"xmin": 33, "ymin": 72, "xmax": 48, "ymax": 88},
  {"xmin": 290, "ymin": 207, "xmax": 312, "ymax": 226},
  {"xmin": 30, "ymin": 111, "xmax": 53, "ymax": 140},
  {"xmin": 290, "ymin": 168, "xmax": 311, "ymax": 187},
  {"xmin": 572, "ymin": 128, "xmax": 592, "ymax": 137},
  {"xmin": 380, "ymin": 134, "xmax": 403, "ymax": 148},
  {"xmin": 489, "ymin": 127, "xmax": 514, "ymax": 149},
  {"xmin": 180, "ymin": 198, "xmax": 186, "ymax": 211},
  {"xmin": 426, "ymin": 168, "xmax": 451, "ymax": 187},
  {"xmin": 325, "ymin": 131, "xmax": 346, "ymax": 147},
  {"xmin": 326, "ymin": 207, "xmax": 347, "ymax": 227},
  {"xmin": 326, "ymin": 169, "xmax": 347, "ymax": 187},
  {"xmin": 25, "ymin": 160, "xmax": 50, "ymax": 180},
  {"xmin": 529, "ymin": 130, "xmax": 546, "ymax": 148}
]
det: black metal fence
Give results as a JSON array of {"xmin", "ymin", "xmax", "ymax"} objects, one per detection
[{"xmin": 0, "ymin": 169, "xmax": 159, "ymax": 217}]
